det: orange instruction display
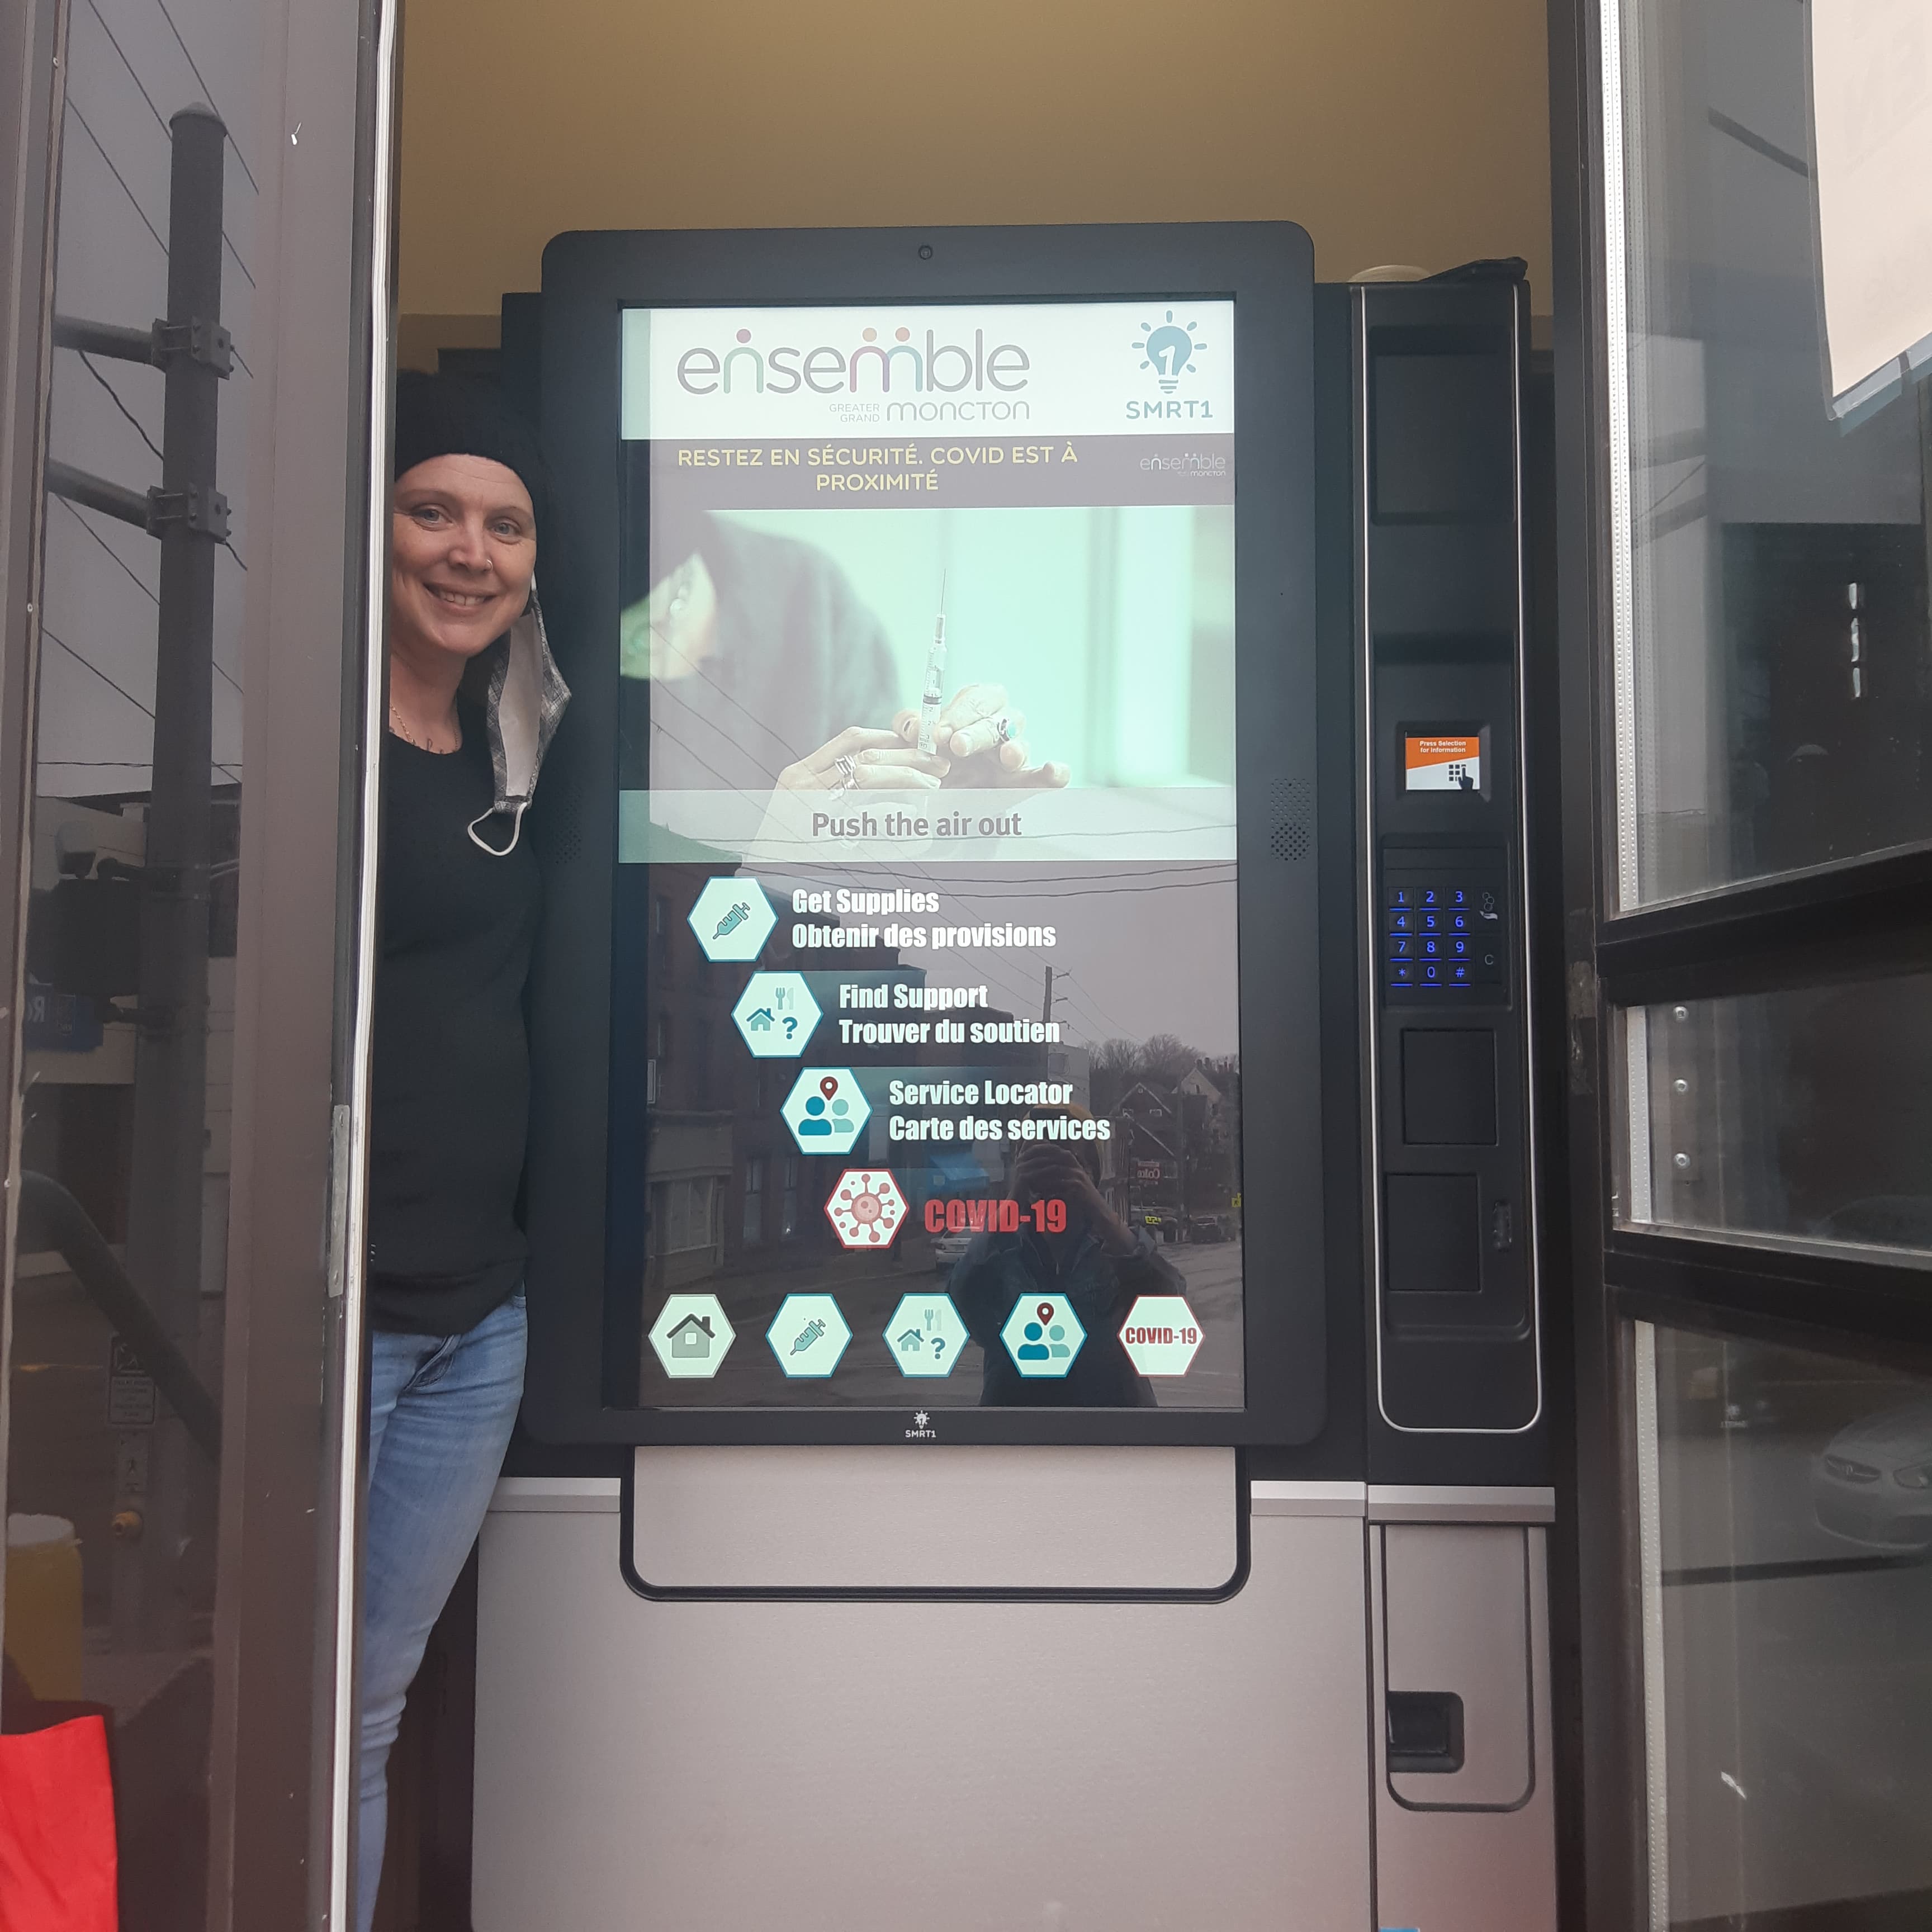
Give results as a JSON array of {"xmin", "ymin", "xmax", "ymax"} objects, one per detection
[{"xmin": 1404, "ymin": 733, "xmax": 1481, "ymax": 792}]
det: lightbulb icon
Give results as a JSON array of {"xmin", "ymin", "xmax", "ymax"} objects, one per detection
[{"xmin": 1135, "ymin": 311, "xmax": 1204, "ymax": 394}]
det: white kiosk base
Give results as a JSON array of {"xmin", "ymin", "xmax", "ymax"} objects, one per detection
[{"xmin": 472, "ymin": 1453, "xmax": 1554, "ymax": 1931}]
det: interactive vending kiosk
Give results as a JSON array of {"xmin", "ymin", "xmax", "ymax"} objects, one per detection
[{"xmin": 471, "ymin": 225, "xmax": 1555, "ymax": 1932}]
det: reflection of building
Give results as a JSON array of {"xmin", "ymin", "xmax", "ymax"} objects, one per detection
[
  {"xmin": 1114, "ymin": 1062, "xmax": 1239, "ymax": 1239},
  {"xmin": 639, "ymin": 869, "xmax": 1092, "ymax": 1287},
  {"xmin": 641, "ymin": 870, "xmax": 920, "ymax": 1289}
]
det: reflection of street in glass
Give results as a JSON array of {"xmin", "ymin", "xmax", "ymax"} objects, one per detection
[{"xmin": 1812, "ymin": 1396, "xmax": 1932, "ymax": 1550}]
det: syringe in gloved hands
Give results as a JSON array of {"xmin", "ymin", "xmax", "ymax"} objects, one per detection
[{"xmin": 917, "ymin": 574, "xmax": 947, "ymax": 756}]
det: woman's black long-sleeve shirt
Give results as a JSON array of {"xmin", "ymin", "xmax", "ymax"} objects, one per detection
[{"xmin": 368, "ymin": 706, "xmax": 540, "ymax": 1335}]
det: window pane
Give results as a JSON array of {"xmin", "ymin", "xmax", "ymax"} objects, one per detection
[
  {"xmin": 1620, "ymin": 977, "xmax": 1932, "ymax": 1255},
  {"xmin": 1609, "ymin": 0, "xmax": 1932, "ymax": 906},
  {"xmin": 1639, "ymin": 1324, "xmax": 1932, "ymax": 1929},
  {"xmin": 4, "ymin": 0, "xmax": 260, "ymax": 1914}
]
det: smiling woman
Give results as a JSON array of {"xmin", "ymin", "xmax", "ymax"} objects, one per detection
[
  {"xmin": 388, "ymin": 460, "xmax": 537, "ymax": 752},
  {"xmin": 357, "ymin": 372, "xmax": 570, "ymax": 1932}
]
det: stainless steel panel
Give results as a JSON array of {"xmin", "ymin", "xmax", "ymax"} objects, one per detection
[
  {"xmin": 475, "ymin": 1487, "xmax": 1372, "ymax": 1932},
  {"xmin": 1372, "ymin": 1524, "xmax": 1557, "ymax": 1932},
  {"xmin": 629, "ymin": 1444, "xmax": 1239, "ymax": 1592},
  {"xmin": 1251, "ymin": 1479, "xmax": 1367, "ymax": 1517},
  {"xmin": 1368, "ymin": 1484, "xmax": 1556, "ymax": 1523}
]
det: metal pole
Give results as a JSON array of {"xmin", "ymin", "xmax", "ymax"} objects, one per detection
[{"xmin": 117, "ymin": 103, "xmax": 224, "ymax": 1650}]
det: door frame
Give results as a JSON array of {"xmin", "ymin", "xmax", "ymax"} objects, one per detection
[
  {"xmin": 1548, "ymin": 1, "xmax": 1932, "ymax": 1925},
  {"xmin": 0, "ymin": 0, "xmax": 395, "ymax": 1918}
]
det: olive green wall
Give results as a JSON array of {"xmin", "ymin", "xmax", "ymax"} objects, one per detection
[{"xmin": 397, "ymin": 0, "xmax": 1551, "ymax": 367}]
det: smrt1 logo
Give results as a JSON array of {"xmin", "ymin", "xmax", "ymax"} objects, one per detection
[{"xmin": 1133, "ymin": 311, "xmax": 1206, "ymax": 394}]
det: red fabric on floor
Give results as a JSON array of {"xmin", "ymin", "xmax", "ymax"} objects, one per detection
[{"xmin": 0, "ymin": 1716, "xmax": 118, "ymax": 1930}]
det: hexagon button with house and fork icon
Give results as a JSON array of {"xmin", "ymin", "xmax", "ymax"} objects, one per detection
[
  {"xmin": 689, "ymin": 877, "xmax": 776, "ymax": 964},
  {"xmin": 732, "ymin": 972, "xmax": 821, "ymax": 1059},
  {"xmin": 883, "ymin": 1292, "xmax": 968, "ymax": 1377},
  {"xmin": 647, "ymin": 1294, "xmax": 736, "ymax": 1380}
]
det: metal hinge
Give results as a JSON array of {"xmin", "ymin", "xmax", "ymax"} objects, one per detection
[
  {"xmin": 324, "ymin": 1103, "xmax": 352, "ymax": 1300},
  {"xmin": 1567, "ymin": 955, "xmax": 1598, "ymax": 1097}
]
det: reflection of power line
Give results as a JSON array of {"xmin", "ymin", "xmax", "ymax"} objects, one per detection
[
  {"xmin": 65, "ymin": 7, "xmax": 259, "ymax": 339},
  {"xmin": 872, "ymin": 863, "xmax": 1234, "ymax": 887},
  {"xmin": 77, "ymin": 350, "xmax": 162, "ymax": 462},
  {"xmin": 150, "ymin": 0, "xmax": 258, "ymax": 192},
  {"xmin": 944, "ymin": 875, "xmax": 1237, "ymax": 903},
  {"xmin": 84, "ymin": 0, "xmax": 168, "ymax": 135},
  {"xmin": 54, "ymin": 496, "xmax": 243, "ymax": 695},
  {"xmin": 40, "ymin": 627, "xmax": 240, "ymax": 781},
  {"xmin": 745, "ymin": 859, "xmax": 1213, "ymax": 1035},
  {"xmin": 1053, "ymin": 976, "xmax": 1131, "ymax": 1040},
  {"xmin": 646, "ymin": 720, "xmax": 763, "ymax": 794},
  {"xmin": 65, "ymin": 100, "xmax": 164, "ymax": 254}
]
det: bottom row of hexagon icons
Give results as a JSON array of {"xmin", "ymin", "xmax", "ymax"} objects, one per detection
[{"xmin": 646, "ymin": 1289, "xmax": 1204, "ymax": 1382}]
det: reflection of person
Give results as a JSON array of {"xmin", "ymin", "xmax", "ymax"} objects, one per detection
[
  {"xmin": 359, "ymin": 375, "xmax": 570, "ymax": 1932},
  {"xmin": 951, "ymin": 1129, "xmax": 1182, "ymax": 1407},
  {"xmin": 617, "ymin": 506, "xmax": 1069, "ymax": 797}
]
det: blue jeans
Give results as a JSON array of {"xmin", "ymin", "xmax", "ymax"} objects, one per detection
[{"xmin": 357, "ymin": 1289, "xmax": 525, "ymax": 1932}]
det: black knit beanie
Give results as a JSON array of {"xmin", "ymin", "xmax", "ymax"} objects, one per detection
[{"xmin": 393, "ymin": 370, "xmax": 550, "ymax": 533}]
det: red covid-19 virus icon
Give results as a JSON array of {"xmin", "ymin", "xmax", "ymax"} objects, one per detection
[{"xmin": 825, "ymin": 1169, "xmax": 908, "ymax": 1249}]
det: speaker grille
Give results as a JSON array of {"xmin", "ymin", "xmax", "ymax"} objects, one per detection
[
  {"xmin": 547, "ymin": 785, "xmax": 583, "ymax": 866},
  {"xmin": 1269, "ymin": 778, "xmax": 1314, "ymax": 861}
]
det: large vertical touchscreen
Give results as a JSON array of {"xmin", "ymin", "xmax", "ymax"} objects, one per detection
[{"xmin": 610, "ymin": 300, "xmax": 1242, "ymax": 1410}]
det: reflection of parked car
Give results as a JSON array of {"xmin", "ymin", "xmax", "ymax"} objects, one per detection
[
  {"xmin": 1811, "ymin": 1398, "xmax": 1932, "ymax": 1550},
  {"xmin": 933, "ymin": 1228, "xmax": 971, "ymax": 1271}
]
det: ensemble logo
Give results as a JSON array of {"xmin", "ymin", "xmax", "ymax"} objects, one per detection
[
  {"xmin": 676, "ymin": 325, "xmax": 1031, "ymax": 399},
  {"xmin": 1133, "ymin": 311, "xmax": 1206, "ymax": 394}
]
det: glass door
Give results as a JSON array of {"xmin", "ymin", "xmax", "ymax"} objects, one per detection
[
  {"xmin": 1561, "ymin": 0, "xmax": 1932, "ymax": 1925},
  {"xmin": 0, "ymin": 0, "xmax": 393, "ymax": 1918}
]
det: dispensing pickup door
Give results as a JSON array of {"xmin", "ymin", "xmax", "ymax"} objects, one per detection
[
  {"xmin": 1370, "ymin": 1516, "xmax": 1556, "ymax": 1932},
  {"xmin": 1379, "ymin": 1523, "xmax": 1533, "ymax": 1810}
]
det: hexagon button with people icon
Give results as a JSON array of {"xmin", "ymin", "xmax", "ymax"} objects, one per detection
[
  {"xmin": 781, "ymin": 1068, "xmax": 869, "ymax": 1156},
  {"xmin": 1000, "ymin": 1295, "xmax": 1086, "ymax": 1378}
]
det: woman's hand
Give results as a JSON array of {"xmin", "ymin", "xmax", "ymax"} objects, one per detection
[
  {"xmin": 893, "ymin": 684, "xmax": 1071, "ymax": 789},
  {"xmin": 776, "ymin": 726, "xmax": 950, "ymax": 795}
]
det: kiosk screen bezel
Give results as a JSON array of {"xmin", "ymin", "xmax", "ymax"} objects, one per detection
[{"xmin": 522, "ymin": 222, "xmax": 1323, "ymax": 1445}]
